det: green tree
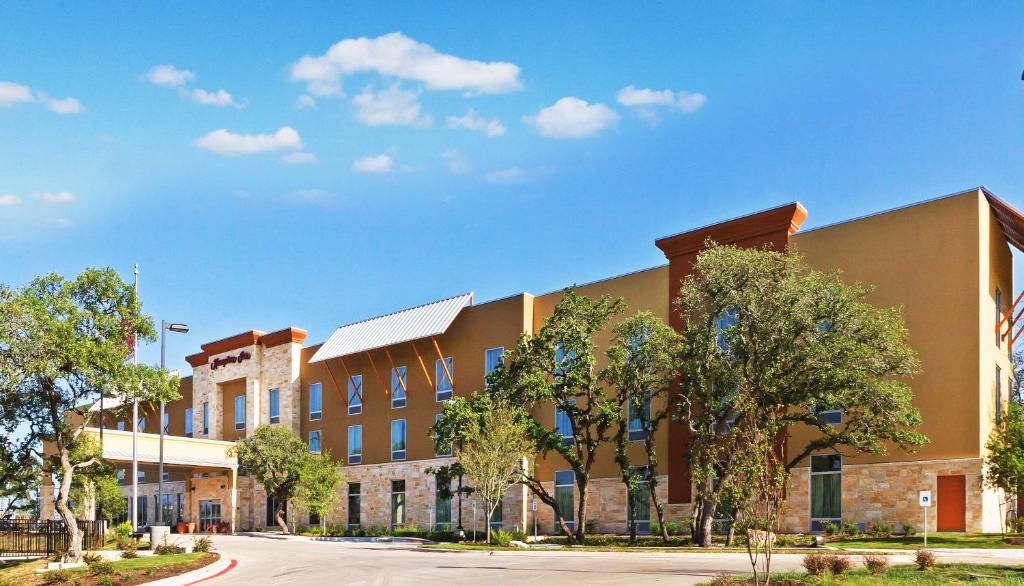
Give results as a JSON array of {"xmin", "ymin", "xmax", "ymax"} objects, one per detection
[
  {"xmin": 66, "ymin": 434, "xmax": 126, "ymax": 522},
  {"xmin": 296, "ymin": 450, "xmax": 344, "ymax": 534},
  {"xmin": 487, "ymin": 289, "xmax": 625, "ymax": 543},
  {"xmin": 0, "ymin": 269, "xmax": 179, "ymax": 560},
  {"xmin": 230, "ymin": 424, "xmax": 310, "ymax": 533},
  {"xmin": 985, "ymin": 402, "xmax": 1024, "ymax": 533},
  {"xmin": 675, "ymin": 244, "xmax": 925, "ymax": 546},
  {"xmin": 601, "ymin": 311, "xmax": 681, "ymax": 544},
  {"xmin": 455, "ymin": 396, "xmax": 533, "ymax": 544},
  {"xmin": 0, "ymin": 434, "xmax": 38, "ymax": 519}
]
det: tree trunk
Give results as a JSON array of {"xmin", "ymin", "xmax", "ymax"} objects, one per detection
[
  {"xmin": 56, "ymin": 460, "xmax": 83, "ymax": 562},
  {"xmin": 627, "ymin": 494, "xmax": 638, "ymax": 544},
  {"xmin": 725, "ymin": 518, "xmax": 736, "ymax": 547},
  {"xmin": 648, "ymin": 478, "xmax": 670, "ymax": 544},
  {"xmin": 575, "ymin": 477, "xmax": 589, "ymax": 544},
  {"xmin": 275, "ymin": 500, "xmax": 289, "ymax": 534},
  {"xmin": 694, "ymin": 496, "xmax": 717, "ymax": 548},
  {"xmin": 485, "ymin": 499, "xmax": 492, "ymax": 545}
]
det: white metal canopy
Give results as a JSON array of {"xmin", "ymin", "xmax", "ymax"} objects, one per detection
[{"xmin": 309, "ymin": 292, "xmax": 473, "ymax": 363}]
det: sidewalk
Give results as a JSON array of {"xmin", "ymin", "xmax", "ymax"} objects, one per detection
[{"xmin": 142, "ymin": 554, "xmax": 236, "ymax": 586}]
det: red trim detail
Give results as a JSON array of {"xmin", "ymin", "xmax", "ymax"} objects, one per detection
[{"xmin": 184, "ymin": 558, "xmax": 237, "ymax": 585}]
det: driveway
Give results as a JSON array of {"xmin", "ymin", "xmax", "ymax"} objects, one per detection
[{"xmin": 199, "ymin": 534, "xmax": 1024, "ymax": 585}]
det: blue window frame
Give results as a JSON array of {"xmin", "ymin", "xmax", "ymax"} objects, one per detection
[
  {"xmin": 309, "ymin": 430, "xmax": 322, "ymax": 453},
  {"xmin": 234, "ymin": 395, "xmax": 245, "ymax": 431},
  {"xmin": 484, "ymin": 347, "xmax": 504, "ymax": 380},
  {"xmin": 391, "ymin": 419, "xmax": 407, "ymax": 461},
  {"xmin": 348, "ymin": 375, "xmax": 362, "ymax": 415},
  {"xmin": 627, "ymin": 393, "xmax": 651, "ymax": 441},
  {"xmin": 309, "ymin": 382, "xmax": 322, "ymax": 421},
  {"xmin": 202, "ymin": 401, "xmax": 209, "ymax": 435},
  {"xmin": 555, "ymin": 400, "xmax": 575, "ymax": 445},
  {"xmin": 117, "ymin": 421, "xmax": 125, "ymax": 432},
  {"xmin": 554, "ymin": 470, "xmax": 575, "ymax": 530},
  {"xmin": 348, "ymin": 425, "xmax": 362, "ymax": 464},
  {"xmin": 184, "ymin": 408, "xmax": 193, "ymax": 438},
  {"xmin": 554, "ymin": 342, "xmax": 576, "ymax": 376},
  {"xmin": 269, "ymin": 388, "xmax": 280, "ymax": 424},
  {"xmin": 716, "ymin": 307, "xmax": 739, "ymax": 352},
  {"xmin": 435, "ymin": 357, "xmax": 453, "ymax": 402},
  {"xmin": 391, "ymin": 367, "xmax": 407, "ymax": 409}
]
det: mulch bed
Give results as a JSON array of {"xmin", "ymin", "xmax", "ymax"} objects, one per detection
[{"xmin": 76, "ymin": 553, "xmax": 220, "ymax": 586}]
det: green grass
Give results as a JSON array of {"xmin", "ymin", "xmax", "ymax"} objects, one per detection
[
  {"xmin": 87, "ymin": 552, "xmax": 208, "ymax": 573},
  {"xmin": 830, "ymin": 532, "xmax": 1024, "ymax": 550},
  {"xmin": 710, "ymin": 563, "xmax": 1024, "ymax": 584},
  {"xmin": 0, "ymin": 552, "xmax": 210, "ymax": 585},
  {"xmin": 420, "ymin": 543, "xmax": 829, "ymax": 554}
]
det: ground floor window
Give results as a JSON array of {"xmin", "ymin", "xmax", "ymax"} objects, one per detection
[
  {"xmin": 490, "ymin": 498, "xmax": 503, "ymax": 531},
  {"xmin": 627, "ymin": 471, "xmax": 651, "ymax": 534},
  {"xmin": 309, "ymin": 511, "xmax": 320, "ymax": 526},
  {"xmin": 133, "ymin": 496, "xmax": 148, "ymax": 526},
  {"xmin": 435, "ymin": 480, "xmax": 451, "ymax": 531},
  {"xmin": 199, "ymin": 499, "xmax": 221, "ymax": 532},
  {"xmin": 391, "ymin": 480, "xmax": 406, "ymax": 528},
  {"xmin": 176, "ymin": 493, "xmax": 184, "ymax": 524},
  {"xmin": 156, "ymin": 493, "xmax": 174, "ymax": 524},
  {"xmin": 348, "ymin": 483, "xmax": 361, "ymax": 528},
  {"xmin": 810, "ymin": 454, "xmax": 842, "ymax": 532},
  {"xmin": 555, "ymin": 470, "xmax": 575, "ymax": 531}
]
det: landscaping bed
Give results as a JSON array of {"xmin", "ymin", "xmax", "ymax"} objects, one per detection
[
  {"xmin": 704, "ymin": 563, "xmax": 1024, "ymax": 584},
  {"xmin": 828, "ymin": 532, "xmax": 1024, "ymax": 550},
  {"xmin": 0, "ymin": 552, "xmax": 217, "ymax": 585}
]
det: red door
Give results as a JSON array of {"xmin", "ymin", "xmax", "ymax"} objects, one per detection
[{"xmin": 937, "ymin": 475, "xmax": 966, "ymax": 532}]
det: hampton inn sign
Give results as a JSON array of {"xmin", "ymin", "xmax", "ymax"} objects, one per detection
[{"xmin": 210, "ymin": 350, "xmax": 252, "ymax": 370}]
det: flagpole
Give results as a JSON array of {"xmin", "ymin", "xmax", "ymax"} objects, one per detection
[{"xmin": 132, "ymin": 264, "xmax": 139, "ymax": 532}]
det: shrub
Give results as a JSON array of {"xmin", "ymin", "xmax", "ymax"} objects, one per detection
[
  {"xmin": 82, "ymin": 551, "xmax": 103, "ymax": 564},
  {"xmin": 114, "ymin": 520, "xmax": 133, "ymax": 539},
  {"xmin": 98, "ymin": 577, "xmax": 114, "ymax": 586},
  {"xmin": 821, "ymin": 521, "xmax": 839, "ymax": 536},
  {"xmin": 585, "ymin": 519, "xmax": 599, "ymax": 534},
  {"xmin": 802, "ymin": 554, "xmax": 829, "ymax": 576},
  {"xmin": 89, "ymin": 559, "xmax": 116, "ymax": 576},
  {"xmin": 665, "ymin": 521, "xmax": 685, "ymax": 536},
  {"xmin": 391, "ymin": 524, "xmax": 422, "ymax": 537},
  {"xmin": 120, "ymin": 540, "xmax": 138, "ymax": 559},
  {"xmin": 915, "ymin": 548, "xmax": 935, "ymax": 571},
  {"xmin": 842, "ymin": 521, "xmax": 859, "ymax": 535},
  {"xmin": 870, "ymin": 522, "xmax": 894, "ymax": 537},
  {"xmin": 155, "ymin": 542, "xmax": 185, "ymax": 555},
  {"xmin": 902, "ymin": 522, "xmax": 916, "ymax": 536},
  {"xmin": 863, "ymin": 554, "xmax": 889, "ymax": 575},
  {"xmin": 41, "ymin": 569, "xmax": 73, "ymax": 584},
  {"xmin": 649, "ymin": 521, "xmax": 661, "ymax": 535},
  {"xmin": 192, "ymin": 536, "xmax": 214, "ymax": 553},
  {"xmin": 492, "ymin": 529, "xmax": 514, "ymax": 546},
  {"xmin": 707, "ymin": 573, "xmax": 734, "ymax": 586},
  {"xmin": 829, "ymin": 555, "xmax": 852, "ymax": 576}
]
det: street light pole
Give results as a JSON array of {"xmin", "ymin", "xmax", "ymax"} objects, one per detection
[
  {"xmin": 131, "ymin": 265, "xmax": 139, "ymax": 532},
  {"xmin": 157, "ymin": 320, "xmax": 189, "ymax": 526}
]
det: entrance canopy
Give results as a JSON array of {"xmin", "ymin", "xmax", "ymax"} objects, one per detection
[{"xmin": 84, "ymin": 428, "xmax": 238, "ymax": 470}]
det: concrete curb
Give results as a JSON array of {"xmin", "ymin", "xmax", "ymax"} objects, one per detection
[{"xmin": 141, "ymin": 554, "xmax": 235, "ymax": 586}]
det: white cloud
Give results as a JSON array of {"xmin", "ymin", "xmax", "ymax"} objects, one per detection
[
  {"xmin": 42, "ymin": 96, "xmax": 85, "ymax": 115},
  {"xmin": 295, "ymin": 94, "xmax": 317, "ymax": 109},
  {"xmin": 290, "ymin": 32, "xmax": 522, "ymax": 97},
  {"xmin": 616, "ymin": 85, "xmax": 706, "ymax": 124},
  {"xmin": 441, "ymin": 149, "xmax": 471, "ymax": 174},
  {"xmin": 0, "ymin": 194, "xmax": 21, "ymax": 206},
  {"xmin": 523, "ymin": 97, "xmax": 619, "ymax": 139},
  {"xmin": 35, "ymin": 191, "xmax": 76, "ymax": 204},
  {"xmin": 193, "ymin": 127, "xmax": 303, "ymax": 157},
  {"xmin": 281, "ymin": 152, "xmax": 317, "ymax": 165},
  {"xmin": 352, "ymin": 85, "xmax": 431, "ymax": 127},
  {"xmin": 484, "ymin": 166, "xmax": 526, "ymax": 185},
  {"xmin": 446, "ymin": 108, "xmax": 506, "ymax": 137},
  {"xmin": 352, "ymin": 154, "xmax": 395, "ymax": 174},
  {"xmin": 146, "ymin": 65, "xmax": 195, "ymax": 88},
  {"xmin": 0, "ymin": 82, "xmax": 33, "ymax": 107},
  {"xmin": 186, "ymin": 88, "xmax": 246, "ymax": 108}
]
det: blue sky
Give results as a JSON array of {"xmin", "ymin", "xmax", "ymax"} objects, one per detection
[{"xmin": 1, "ymin": 2, "xmax": 1023, "ymax": 372}]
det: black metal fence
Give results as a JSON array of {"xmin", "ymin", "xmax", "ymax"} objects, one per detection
[{"xmin": 0, "ymin": 519, "xmax": 105, "ymax": 557}]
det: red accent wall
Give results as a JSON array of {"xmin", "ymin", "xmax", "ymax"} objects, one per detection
[{"xmin": 654, "ymin": 202, "xmax": 807, "ymax": 504}]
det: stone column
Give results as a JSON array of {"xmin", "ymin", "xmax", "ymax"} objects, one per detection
[
  {"xmin": 229, "ymin": 467, "xmax": 238, "ymax": 534},
  {"xmin": 247, "ymin": 377, "xmax": 261, "ymax": 435}
]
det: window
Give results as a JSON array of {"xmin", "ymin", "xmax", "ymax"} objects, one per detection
[
  {"xmin": 435, "ymin": 414, "xmax": 452, "ymax": 457},
  {"xmin": 117, "ymin": 469, "xmax": 125, "ymax": 485},
  {"xmin": 162, "ymin": 470, "xmax": 169, "ymax": 482},
  {"xmin": 269, "ymin": 388, "xmax": 280, "ymax": 424},
  {"xmin": 137, "ymin": 470, "xmax": 145, "ymax": 484},
  {"xmin": 348, "ymin": 375, "xmax": 363, "ymax": 416},
  {"xmin": 490, "ymin": 498, "xmax": 503, "ymax": 531},
  {"xmin": 810, "ymin": 454, "xmax": 842, "ymax": 532},
  {"xmin": 116, "ymin": 421, "xmax": 125, "ymax": 432},
  {"xmin": 347, "ymin": 483, "xmax": 361, "ymax": 528},
  {"xmin": 435, "ymin": 357, "xmax": 454, "ymax": 402},
  {"xmin": 627, "ymin": 393, "xmax": 651, "ymax": 441},
  {"xmin": 234, "ymin": 395, "xmax": 245, "ymax": 431},
  {"xmin": 348, "ymin": 425, "xmax": 362, "ymax": 464},
  {"xmin": 309, "ymin": 511, "xmax": 320, "ymax": 526},
  {"xmin": 198, "ymin": 500, "xmax": 221, "ymax": 531},
  {"xmin": 202, "ymin": 402, "xmax": 209, "ymax": 435},
  {"xmin": 814, "ymin": 405, "xmax": 843, "ymax": 426},
  {"xmin": 996, "ymin": 365, "xmax": 1003, "ymax": 425},
  {"xmin": 435, "ymin": 479, "xmax": 452, "ymax": 531},
  {"xmin": 554, "ymin": 342, "xmax": 576, "ymax": 376},
  {"xmin": 162, "ymin": 411, "xmax": 169, "ymax": 434},
  {"xmin": 627, "ymin": 468, "xmax": 651, "ymax": 533},
  {"xmin": 137, "ymin": 417, "xmax": 146, "ymax": 432},
  {"xmin": 555, "ymin": 400, "xmax": 575, "ymax": 445},
  {"xmin": 160, "ymin": 493, "xmax": 174, "ymax": 523},
  {"xmin": 997, "ymin": 288, "xmax": 1003, "ymax": 347},
  {"xmin": 309, "ymin": 430, "xmax": 322, "ymax": 453},
  {"xmin": 391, "ymin": 480, "xmax": 406, "ymax": 528},
  {"xmin": 176, "ymin": 493, "xmax": 184, "ymax": 524},
  {"xmin": 554, "ymin": 470, "xmax": 575, "ymax": 530},
  {"xmin": 309, "ymin": 382, "xmax": 322, "ymax": 421},
  {"xmin": 184, "ymin": 408, "xmax": 193, "ymax": 438},
  {"xmin": 485, "ymin": 347, "xmax": 505, "ymax": 378},
  {"xmin": 716, "ymin": 307, "xmax": 739, "ymax": 352},
  {"xmin": 391, "ymin": 419, "xmax": 407, "ymax": 461},
  {"xmin": 391, "ymin": 367, "xmax": 407, "ymax": 409},
  {"xmin": 135, "ymin": 496, "xmax": 148, "ymax": 525}
]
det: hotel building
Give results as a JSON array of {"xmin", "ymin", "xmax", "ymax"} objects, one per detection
[{"xmin": 43, "ymin": 187, "xmax": 1024, "ymax": 534}]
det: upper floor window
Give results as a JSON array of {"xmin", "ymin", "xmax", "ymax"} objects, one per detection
[
  {"xmin": 485, "ymin": 347, "xmax": 504, "ymax": 380},
  {"xmin": 234, "ymin": 395, "xmax": 245, "ymax": 431},
  {"xmin": 348, "ymin": 375, "xmax": 363, "ymax": 416},
  {"xmin": 627, "ymin": 393, "xmax": 651, "ymax": 441},
  {"xmin": 555, "ymin": 400, "xmax": 575, "ymax": 445},
  {"xmin": 348, "ymin": 425, "xmax": 362, "ymax": 464},
  {"xmin": 715, "ymin": 307, "xmax": 739, "ymax": 353},
  {"xmin": 814, "ymin": 406, "xmax": 843, "ymax": 426},
  {"xmin": 309, "ymin": 383, "xmax": 322, "ymax": 421},
  {"xmin": 996, "ymin": 288, "xmax": 1003, "ymax": 348},
  {"xmin": 554, "ymin": 342, "xmax": 577, "ymax": 377},
  {"xmin": 269, "ymin": 388, "xmax": 280, "ymax": 424},
  {"xmin": 116, "ymin": 421, "xmax": 125, "ymax": 432},
  {"xmin": 162, "ymin": 411, "xmax": 169, "ymax": 434},
  {"xmin": 137, "ymin": 417, "xmax": 146, "ymax": 432},
  {"xmin": 117, "ymin": 469, "xmax": 125, "ymax": 485},
  {"xmin": 435, "ymin": 413, "xmax": 452, "ymax": 457},
  {"xmin": 436, "ymin": 357, "xmax": 453, "ymax": 402},
  {"xmin": 391, "ymin": 366, "xmax": 407, "ymax": 409},
  {"xmin": 309, "ymin": 430, "xmax": 321, "ymax": 453},
  {"xmin": 184, "ymin": 408, "xmax": 193, "ymax": 438},
  {"xmin": 391, "ymin": 419, "xmax": 407, "ymax": 461},
  {"xmin": 202, "ymin": 402, "xmax": 209, "ymax": 435}
]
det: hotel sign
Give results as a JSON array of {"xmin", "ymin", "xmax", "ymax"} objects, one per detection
[{"xmin": 211, "ymin": 350, "xmax": 252, "ymax": 370}]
